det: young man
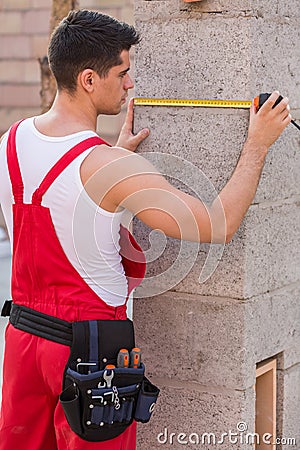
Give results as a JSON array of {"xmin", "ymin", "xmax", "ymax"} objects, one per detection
[{"xmin": 0, "ymin": 9, "xmax": 291, "ymax": 450}]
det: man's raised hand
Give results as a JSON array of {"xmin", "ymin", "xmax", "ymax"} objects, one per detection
[{"xmin": 116, "ymin": 98, "xmax": 150, "ymax": 151}]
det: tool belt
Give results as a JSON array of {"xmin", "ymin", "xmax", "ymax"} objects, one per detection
[{"xmin": 1, "ymin": 301, "xmax": 160, "ymax": 442}]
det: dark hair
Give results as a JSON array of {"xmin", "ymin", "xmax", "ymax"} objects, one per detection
[{"xmin": 48, "ymin": 9, "xmax": 140, "ymax": 92}]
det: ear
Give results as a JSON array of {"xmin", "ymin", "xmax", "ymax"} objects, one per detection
[{"xmin": 78, "ymin": 68, "xmax": 97, "ymax": 93}]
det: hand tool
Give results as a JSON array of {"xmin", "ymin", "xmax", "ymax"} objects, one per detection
[
  {"xmin": 97, "ymin": 380, "xmax": 107, "ymax": 388},
  {"xmin": 103, "ymin": 369, "xmax": 114, "ymax": 388},
  {"xmin": 254, "ymin": 92, "xmax": 300, "ymax": 131},
  {"xmin": 134, "ymin": 95, "xmax": 300, "ymax": 131},
  {"xmin": 91, "ymin": 394, "xmax": 105, "ymax": 404},
  {"xmin": 117, "ymin": 349, "xmax": 130, "ymax": 368},
  {"xmin": 130, "ymin": 347, "xmax": 142, "ymax": 368},
  {"xmin": 104, "ymin": 391, "xmax": 115, "ymax": 403},
  {"xmin": 112, "ymin": 386, "xmax": 121, "ymax": 410},
  {"xmin": 76, "ymin": 362, "xmax": 97, "ymax": 374}
]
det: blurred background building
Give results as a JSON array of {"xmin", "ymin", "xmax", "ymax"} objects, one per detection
[{"xmin": 0, "ymin": 0, "xmax": 134, "ymax": 141}]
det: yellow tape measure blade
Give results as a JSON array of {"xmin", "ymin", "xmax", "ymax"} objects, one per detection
[{"xmin": 134, "ymin": 97, "xmax": 252, "ymax": 109}]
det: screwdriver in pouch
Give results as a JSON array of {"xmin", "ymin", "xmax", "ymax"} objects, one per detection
[
  {"xmin": 130, "ymin": 348, "xmax": 142, "ymax": 368},
  {"xmin": 254, "ymin": 92, "xmax": 300, "ymax": 131},
  {"xmin": 117, "ymin": 349, "xmax": 129, "ymax": 368}
]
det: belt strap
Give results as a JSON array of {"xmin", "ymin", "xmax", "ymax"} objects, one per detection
[{"xmin": 1, "ymin": 301, "xmax": 73, "ymax": 346}]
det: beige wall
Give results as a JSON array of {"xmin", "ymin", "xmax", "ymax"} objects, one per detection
[
  {"xmin": 0, "ymin": 0, "xmax": 134, "ymax": 143},
  {"xmin": 133, "ymin": 1, "xmax": 300, "ymax": 447}
]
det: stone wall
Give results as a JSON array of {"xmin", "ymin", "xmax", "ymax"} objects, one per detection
[{"xmin": 133, "ymin": 1, "xmax": 300, "ymax": 448}]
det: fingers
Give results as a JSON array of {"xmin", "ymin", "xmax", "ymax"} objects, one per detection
[
  {"xmin": 257, "ymin": 91, "xmax": 291, "ymax": 123},
  {"xmin": 118, "ymin": 97, "xmax": 150, "ymax": 151},
  {"xmin": 262, "ymin": 91, "xmax": 280, "ymax": 111},
  {"xmin": 249, "ymin": 101, "xmax": 256, "ymax": 117},
  {"xmin": 279, "ymin": 104, "xmax": 290, "ymax": 121},
  {"xmin": 275, "ymin": 96, "xmax": 289, "ymax": 114},
  {"xmin": 248, "ymin": 90, "xmax": 292, "ymax": 149},
  {"xmin": 252, "ymin": 92, "xmax": 281, "ymax": 114},
  {"xmin": 263, "ymin": 92, "xmax": 289, "ymax": 114},
  {"xmin": 117, "ymin": 122, "xmax": 150, "ymax": 152},
  {"xmin": 282, "ymin": 111, "xmax": 292, "ymax": 125},
  {"xmin": 275, "ymin": 97, "xmax": 291, "ymax": 126},
  {"xmin": 133, "ymin": 128, "xmax": 150, "ymax": 147},
  {"xmin": 123, "ymin": 98, "xmax": 134, "ymax": 130}
]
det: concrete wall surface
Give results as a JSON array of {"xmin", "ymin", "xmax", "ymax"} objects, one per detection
[{"xmin": 133, "ymin": 0, "xmax": 300, "ymax": 448}]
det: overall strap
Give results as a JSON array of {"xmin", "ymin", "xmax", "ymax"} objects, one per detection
[
  {"xmin": 32, "ymin": 136, "xmax": 108, "ymax": 205},
  {"xmin": 6, "ymin": 120, "xmax": 25, "ymax": 204}
]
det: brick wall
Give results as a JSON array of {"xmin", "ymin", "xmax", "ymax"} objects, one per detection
[
  {"xmin": 0, "ymin": 0, "xmax": 134, "ymax": 143},
  {"xmin": 0, "ymin": 0, "xmax": 50, "ymax": 136}
]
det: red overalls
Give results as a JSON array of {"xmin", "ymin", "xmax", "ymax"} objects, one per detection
[{"xmin": 0, "ymin": 121, "xmax": 146, "ymax": 450}]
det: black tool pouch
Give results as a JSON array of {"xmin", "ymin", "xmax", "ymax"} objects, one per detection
[{"xmin": 59, "ymin": 319, "xmax": 159, "ymax": 442}]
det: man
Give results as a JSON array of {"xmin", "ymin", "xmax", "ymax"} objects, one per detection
[{"xmin": 0, "ymin": 9, "xmax": 291, "ymax": 450}]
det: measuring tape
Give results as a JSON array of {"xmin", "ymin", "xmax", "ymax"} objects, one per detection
[
  {"xmin": 134, "ymin": 95, "xmax": 300, "ymax": 131},
  {"xmin": 134, "ymin": 97, "xmax": 252, "ymax": 109}
]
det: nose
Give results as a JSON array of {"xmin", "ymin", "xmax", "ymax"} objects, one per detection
[{"xmin": 124, "ymin": 73, "xmax": 134, "ymax": 90}]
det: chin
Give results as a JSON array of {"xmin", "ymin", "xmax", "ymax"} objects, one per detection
[
  {"xmin": 98, "ymin": 107, "xmax": 121, "ymax": 116},
  {"xmin": 113, "ymin": 107, "xmax": 122, "ymax": 115}
]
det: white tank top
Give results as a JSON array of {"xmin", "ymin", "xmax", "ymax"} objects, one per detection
[{"xmin": 0, "ymin": 118, "xmax": 128, "ymax": 306}]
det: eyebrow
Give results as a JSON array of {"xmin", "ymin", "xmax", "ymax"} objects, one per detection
[{"xmin": 119, "ymin": 67, "xmax": 130, "ymax": 75}]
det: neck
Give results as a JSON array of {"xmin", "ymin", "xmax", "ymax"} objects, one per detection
[{"xmin": 35, "ymin": 90, "xmax": 98, "ymax": 137}]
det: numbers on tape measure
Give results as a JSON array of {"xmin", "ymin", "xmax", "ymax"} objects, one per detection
[{"xmin": 134, "ymin": 98, "xmax": 252, "ymax": 109}]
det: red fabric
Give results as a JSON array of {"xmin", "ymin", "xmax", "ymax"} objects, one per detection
[
  {"xmin": 119, "ymin": 225, "xmax": 147, "ymax": 295},
  {"xmin": 0, "ymin": 121, "xmax": 146, "ymax": 449}
]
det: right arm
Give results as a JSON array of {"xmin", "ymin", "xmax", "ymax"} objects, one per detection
[{"xmin": 215, "ymin": 91, "xmax": 291, "ymax": 241}]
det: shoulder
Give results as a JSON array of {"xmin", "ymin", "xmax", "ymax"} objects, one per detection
[
  {"xmin": 81, "ymin": 144, "xmax": 160, "ymax": 183},
  {"xmin": 86, "ymin": 143, "xmax": 157, "ymax": 167}
]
